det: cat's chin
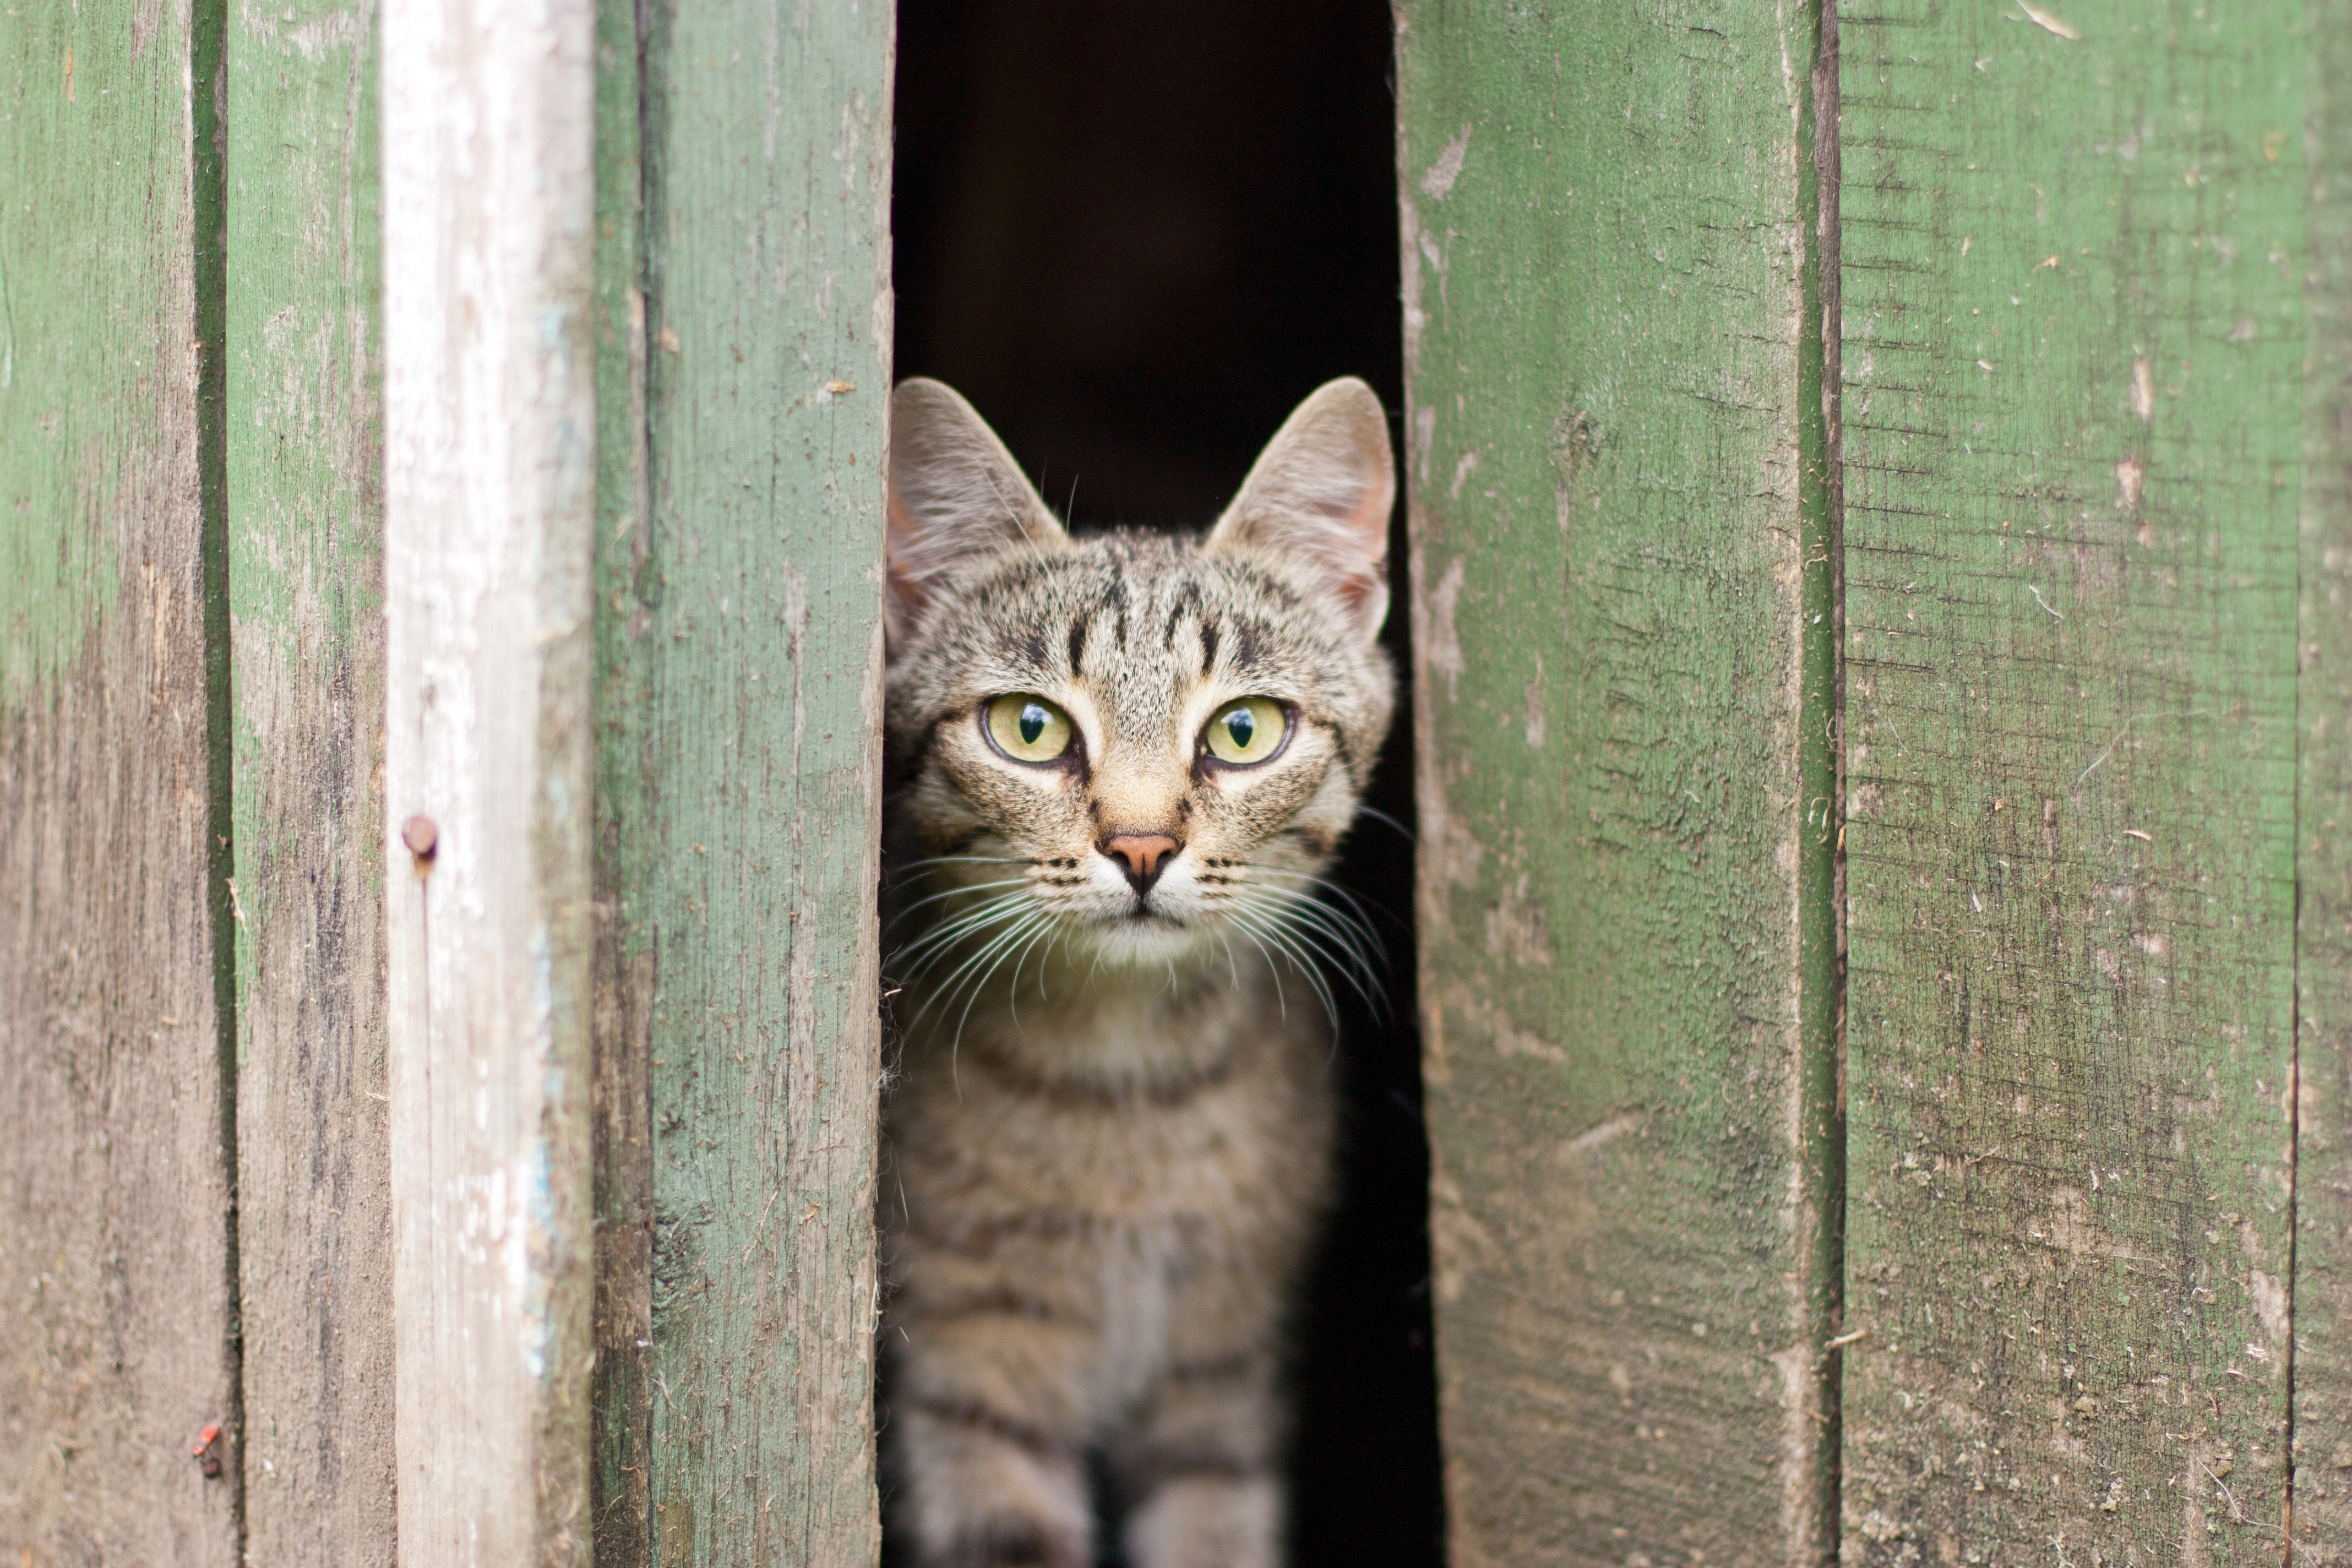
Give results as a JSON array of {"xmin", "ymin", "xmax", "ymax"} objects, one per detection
[{"xmin": 1072, "ymin": 912, "xmax": 1221, "ymax": 970}]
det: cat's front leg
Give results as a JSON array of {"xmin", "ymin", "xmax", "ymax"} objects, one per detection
[
  {"xmin": 883, "ymin": 1267, "xmax": 1102, "ymax": 1568},
  {"xmin": 1109, "ymin": 1350, "xmax": 1286, "ymax": 1568},
  {"xmin": 886, "ymin": 1395, "xmax": 1092, "ymax": 1568}
]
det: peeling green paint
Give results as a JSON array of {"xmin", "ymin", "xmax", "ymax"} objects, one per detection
[
  {"xmin": 221, "ymin": 0, "xmax": 395, "ymax": 1558},
  {"xmin": 590, "ymin": 0, "xmax": 890, "ymax": 1556},
  {"xmin": 1398, "ymin": 5, "xmax": 1837, "ymax": 1560},
  {"xmin": 1838, "ymin": 1, "xmax": 2308, "ymax": 1556},
  {"xmin": 0, "ymin": 2, "xmax": 190, "ymax": 706}
]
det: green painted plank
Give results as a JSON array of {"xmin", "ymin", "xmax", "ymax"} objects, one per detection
[
  {"xmin": 1837, "ymin": 2, "xmax": 2306, "ymax": 1558},
  {"xmin": 1396, "ymin": 6, "xmax": 1838, "ymax": 1561},
  {"xmin": 222, "ymin": 0, "xmax": 393, "ymax": 1559},
  {"xmin": 0, "ymin": 0, "xmax": 156, "ymax": 700},
  {"xmin": 590, "ymin": 0, "xmax": 891, "ymax": 1558},
  {"xmin": 0, "ymin": 0, "xmax": 242, "ymax": 1558},
  {"xmin": 2290, "ymin": 0, "xmax": 2352, "ymax": 1551}
]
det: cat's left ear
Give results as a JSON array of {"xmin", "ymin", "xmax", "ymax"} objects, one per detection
[
  {"xmin": 1205, "ymin": 377, "xmax": 1395, "ymax": 644},
  {"xmin": 885, "ymin": 378, "xmax": 1070, "ymax": 647}
]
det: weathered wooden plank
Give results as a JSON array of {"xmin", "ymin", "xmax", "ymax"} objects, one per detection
[
  {"xmin": 589, "ymin": 0, "xmax": 654, "ymax": 1549},
  {"xmin": 380, "ymin": 0, "xmax": 598, "ymax": 1555},
  {"xmin": 1837, "ymin": 2, "xmax": 2306, "ymax": 1558},
  {"xmin": 1396, "ymin": 5, "xmax": 1838, "ymax": 1561},
  {"xmin": 2290, "ymin": 0, "xmax": 2352, "ymax": 1553},
  {"xmin": 224, "ymin": 1, "xmax": 395, "ymax": 1559},
  {"xmin": 0, "ymin": 0, "xmax": 242, "ymax": 1558},
  {"xmin": 588, "ymin": 0, "xmax": 891, "ymax": 1559}
]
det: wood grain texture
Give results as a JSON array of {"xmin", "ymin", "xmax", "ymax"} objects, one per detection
[
  {"xmin": 225, "ymin": 0, "xmax": 395, "ymax": 1559},
  {"xmin": 0, "ymin": 0, "xmax": 242, "ymax": 1556},
  {"xmin": 590, "ymin": 0, "xmax": 655, "ymax": 1550},
  {"xmin": 589, "ymin": 0, "xmax": 892, "ymax": 1559},
  {"xmin": 380, "ymin": 0, "xmax": 599, "ymax": 1555},
  {"xmin": 2290, "ymin": 0, "xmax": 2352, "ymax": 1553},
  {"xmin": 1395, "ymin": 5, "xmax": 1837, "ymax": 1561},
  {"xmin": 1838, "ymin": 2, "xmax": 2306, "ymax": 1558}
]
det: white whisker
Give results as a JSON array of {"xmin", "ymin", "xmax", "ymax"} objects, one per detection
[
  {"xmin": 1212, "ymin": 926, "xmax": 1242, "ymax": 990},
  {"xmin": 1227, "ymin": 919, "xmax": 1287, "ymax": 1023},
  {"xmin": 891, "ymin": 905, "xmax": 1034, "ymax": 994},
  {"xmin": 884, "ymin": 876, "xmax": 1031, "ymax": 932},
  {"xmin": 1004, "ymin": 917, "xmax": 1062, "ymax": 1028},
  {"xmin": 883, "ymin": 851, "xmax": 1031, "ymax": 890},
  {"xmin": 890, "ymin": 887, "xmax": 1032, "ymax": 960},
  {"xmin": 948, "ymin": 912, "xmax": 1058, "ymax": 1055},
  {"xmin": 1225, "ymin": 903, "xmax": 1336, "ymax": 1027},
  {"xmin": 1248, "ymin": 865, "xmax": 1395, "ymax": 937},
  {"xmin": 915, "ymin": 908, "xmax": 1049, "ymax": 1026},
  {"xmin": 1264, "ymin": 895, "xmax": 1384, "ymax": 1009},
  {"xmin": 1211, "ymin": 872, "xmax": 1386, "ymax": 1022}
]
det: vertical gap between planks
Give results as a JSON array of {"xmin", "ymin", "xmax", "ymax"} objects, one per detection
[
  {"xmin": 587, "ymin": 0, "xmax": 655, "ymax": 1547},
  {"xmin": 2286, "ymin": 672, "xmax": 2302, "ymax": 1555},
  {"xmin": 2281, "ymin": 0, "xmax": 2345, "ymax": 1547},
  {"xmin": 1794, "ymin": 0, "xmax": 1845, "ymax": 1558},
  {"xmin": 2286, "ymin": 413, "xmax": 2304, "ymax": 1550},
  {"xmin": 189, "ymin": 0, "xmax": 247, "ymax": 1543},
  {"xmin": 2283, "ymin": 1, "xmax": 2351, "ymax": 1548}
]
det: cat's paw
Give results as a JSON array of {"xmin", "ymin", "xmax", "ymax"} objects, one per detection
[{"xmin": 928, "ymin": 1515, "xmax": 1088, "ymax": 1568}]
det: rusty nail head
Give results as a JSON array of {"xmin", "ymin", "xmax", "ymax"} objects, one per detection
[{"xmin": 402, "ymin": 814, "xmax": 439, "ymax": 864}]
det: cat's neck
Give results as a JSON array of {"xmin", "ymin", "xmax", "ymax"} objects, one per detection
[{"xmin": 900, "ymin": 937, "xmax": 1302, "ymax": 1093}]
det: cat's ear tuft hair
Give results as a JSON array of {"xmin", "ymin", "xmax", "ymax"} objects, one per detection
[
  {"xmin": 886, "ymin": 378, "xmax": 1070, "ymax": 644},
  {"xmin": 1205, "ymin": 378, "xmax": 1395, "ymax": 643}
]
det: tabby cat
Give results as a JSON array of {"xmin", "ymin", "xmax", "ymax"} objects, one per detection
[{"xmin": 878, "ymin": 375, "xmax": 1397, "ymax": 1568}]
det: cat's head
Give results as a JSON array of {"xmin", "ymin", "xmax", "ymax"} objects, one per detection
[{"xmin": 881, "ymin": 376, "xmax": 1396, "ymax": 976}]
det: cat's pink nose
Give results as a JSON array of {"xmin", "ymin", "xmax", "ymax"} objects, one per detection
[{"xmin": 1101, "ymin": 832, "xmax": 1182, "ymax": 890}]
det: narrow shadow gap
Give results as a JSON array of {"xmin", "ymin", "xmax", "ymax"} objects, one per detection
[
  {"xmin": 890, "ymin": 6, "xmax": 1443, "ymax": 1565},
  {"xmin": 2286, "ymin": 838, "xmax": 2304, "ymax": 1558},
  {"xmin": 1796, "ymin": 0, "xmax": 1847, "ymax": 1559},
  {"xmin": 189, "ymin": 0, "xmax": 247, "ymax": 1549},
  {"xmin": 585, "ymin": 0, "xmax": 656, "ymax": 1557},
  {"xmin": 2282, "ymin": 10, "xmax": 2352, "ymax": 1550}
]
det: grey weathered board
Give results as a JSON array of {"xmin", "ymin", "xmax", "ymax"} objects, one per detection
[
  {"xmin": 224, "ymin": 0, "xmax": 396, "ymax": 1559},
  {"xmin": 1837, "ymin": 0, "xmax": 2311, "ymax": 1559},
  {"xmin": 589, "ymin": 0, "xmax": 892, "ymax": 1559},
  {"xmin": 0, "ymin": 0, "xmax": 242, "ymax": 1559},
  {"xmin": 1396, "ymin": 3, "xmax": 1842, "ymax": 1562}
]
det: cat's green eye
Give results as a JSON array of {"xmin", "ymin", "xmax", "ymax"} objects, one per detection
[
  {"xmin": 1201, "ymin": 697, "xmax": 1288, "ymax": 766},
  {"xmin": 983, "ymin": 693, "xmax": 1075, "ymax": 764}
]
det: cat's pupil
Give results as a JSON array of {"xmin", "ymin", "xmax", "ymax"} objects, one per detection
[
  {"xmin": 1020, "ymin": 704, "xmax": 1047, "ymax": 745},
  {"xmin": 1225, "ymin": 709, "xmax": 1254, "ymax": 749}
]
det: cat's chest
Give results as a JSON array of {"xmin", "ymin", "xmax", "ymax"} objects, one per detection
[{"xmin": 888, "ymin": 1019, "xmax": 1333, "ymax": 1233}]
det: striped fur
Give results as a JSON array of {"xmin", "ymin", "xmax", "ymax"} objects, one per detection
[{"xmin": 879, "ymin": 378, "xmax": 1395, "ymax": 1568}]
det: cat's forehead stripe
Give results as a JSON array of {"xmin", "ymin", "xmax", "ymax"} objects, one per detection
[
  {"xmin": 908, "ymin": 532, "xmax": 1376, "ymax": 748},
  {"xmin": 1102, "ymin": 563, "xmax": 1129, "ymax": 650},
  {"xmin": 1161, "ymin": 578, "xmax": 1205, "ymax": 645},
  {"xmin": 1233, "ymin": 622, "xmax": 1264, "ymax": 672}
]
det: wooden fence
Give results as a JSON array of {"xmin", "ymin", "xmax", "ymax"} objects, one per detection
[
  {"xmin": 1, "ymin": 0, "xmax": 2345, "ymax": 1564},
  {"xmin": 1402, "ymin": 1, "xmax": 2352, "ymax": 1560}
]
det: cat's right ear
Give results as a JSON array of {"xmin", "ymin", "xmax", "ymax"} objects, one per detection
[
  {"xmin": 885, "ymin": 378, "xmax": 1069, "ymax": 646},
  {"xmin": 1204, "ymin": 378, "xmax": 1395, "ymax": 645}
]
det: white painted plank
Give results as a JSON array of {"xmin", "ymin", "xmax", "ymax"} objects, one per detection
[{"xmin": 381, "ymin": 0, "xmax": 598, "ymax": 1554}]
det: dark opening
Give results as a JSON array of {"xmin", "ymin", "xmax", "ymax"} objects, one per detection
[{"xmin": 890, "ymin": 4, "xmax": 1442, "ymax": 1566}]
